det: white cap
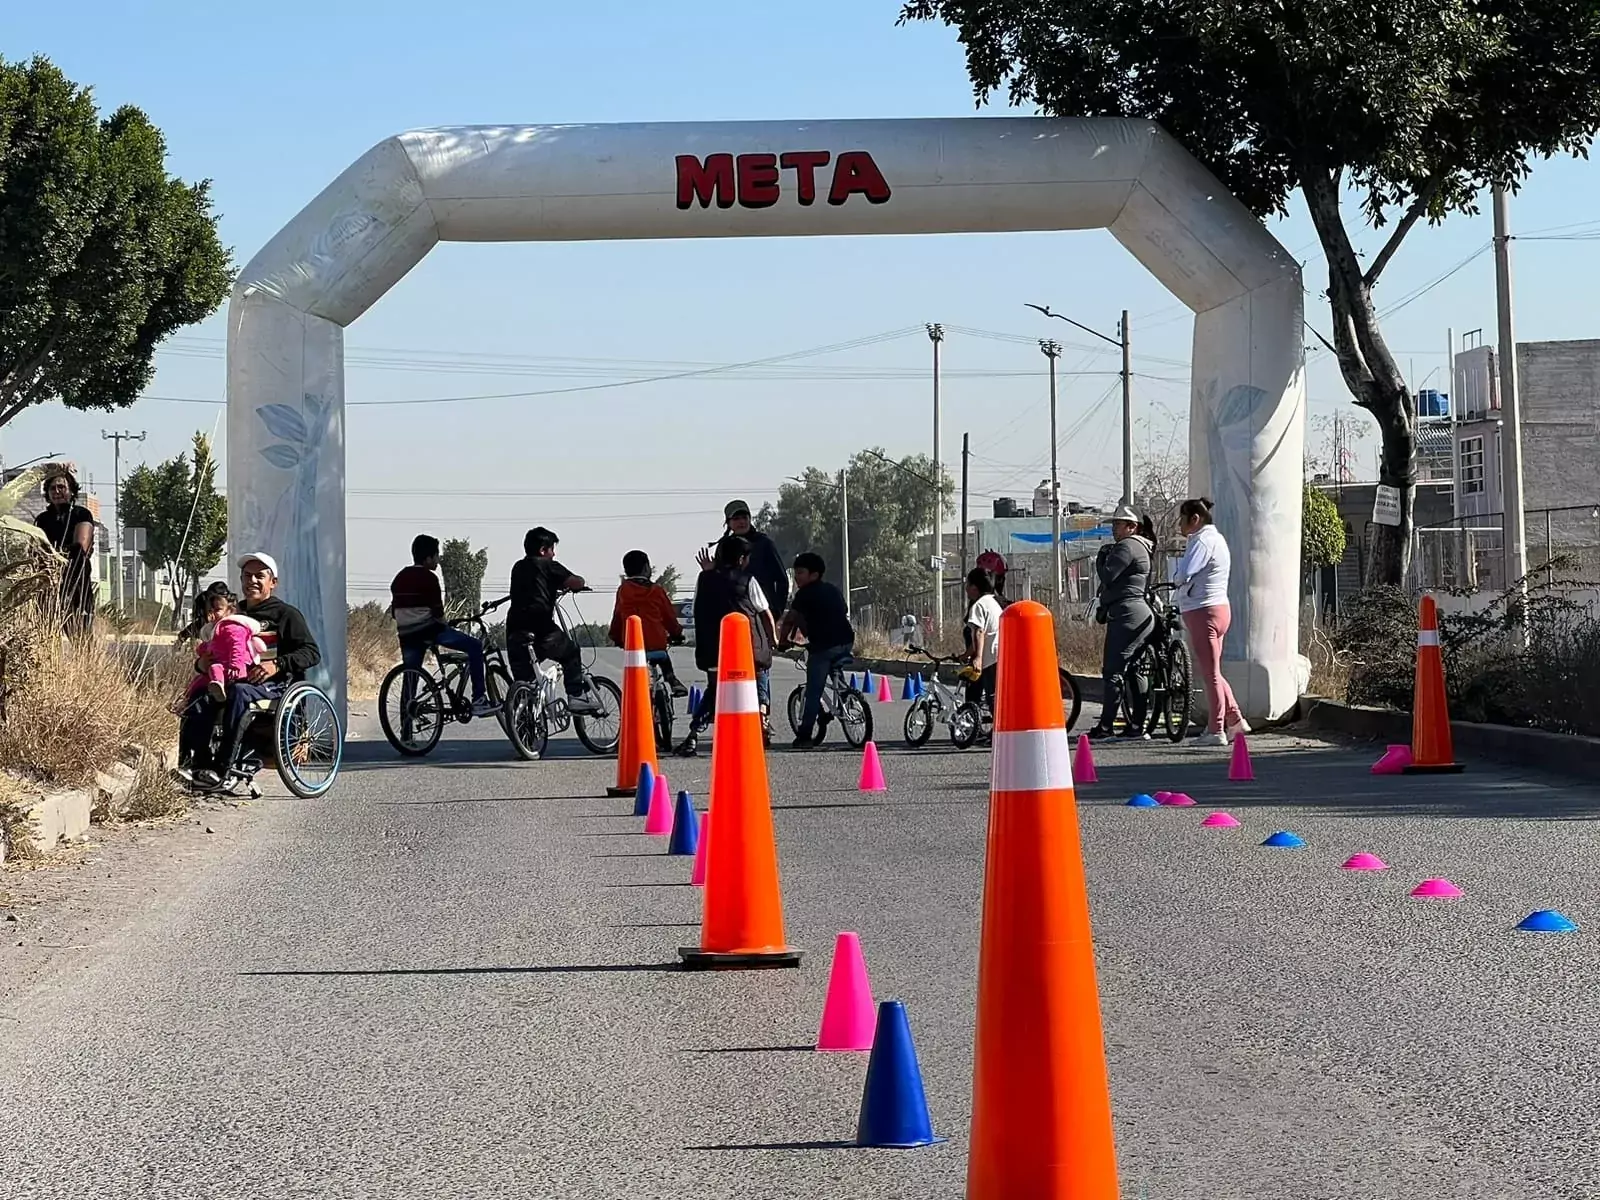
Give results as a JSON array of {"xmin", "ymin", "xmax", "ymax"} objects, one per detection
[
  {"xmin": 1109, "ymin": 503, "xmax": 1140, "ymax": 525},
  {"xmin": 238, "ymin": 551, "xmax": 279, "ymax": 577}
]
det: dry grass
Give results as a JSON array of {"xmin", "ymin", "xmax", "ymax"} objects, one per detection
[
  {"xmin": 347, "ymin": 602, "xmax": 395, "ymax": 700},
  {"xmin": 0, "ymin": 612, "xmax": 184, "ymax": 829}
]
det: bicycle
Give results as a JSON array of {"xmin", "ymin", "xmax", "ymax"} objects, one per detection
[
  {"xmin": 376, "ymin": 598, "xmax": 517, "ymax": 757},
  {"xmin": 780, "ymin": 645, "xmax": 872, "ymax": 748},
  {"xmin": 502, "ymin": 590, "xmax": 623, "ymax": 760},
  {"xmin": 1119, "ymin": 581, "xmax": 1194, "ymax": 743},
  {"xmin": 647, "ymin": 643, "xmax": 684, "ymax": 752},
  {"xmin": 902, "ymin": 644, "xmax": 1084, "ymax": 749}
]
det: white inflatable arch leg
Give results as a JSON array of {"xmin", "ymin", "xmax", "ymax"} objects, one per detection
[{"xmin": 227, "ymin": 118, "xmax": 1305, "ymax": 724}]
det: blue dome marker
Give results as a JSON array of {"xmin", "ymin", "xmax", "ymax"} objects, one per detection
[
  {"xmin": 1126, "ymin": 793, "xmax": 1160, "ymax": 808},
  {"xmin": 1517, "ymin": 909, "xmax": 1578, "ymax": 933},
  {"xmin": 1262, "ymin": 831, "xmax": 1304, "ymax": 848}
]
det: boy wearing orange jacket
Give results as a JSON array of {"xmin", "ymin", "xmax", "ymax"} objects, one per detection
[{"xmin": 608, "ymin": 550, "xmax": 688, "ymax": 696}]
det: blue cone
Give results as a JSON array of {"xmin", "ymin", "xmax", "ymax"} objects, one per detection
[
  {"xmin": 1518, "ymin": 909, "xmax": 1578, "ymax": 933},
  {"xmin": 1262, "ymin": 831, "xmax": 1305, "ymax": 848},
  {"xmin": 863, "ymin": 669, "xmax": 876, "ymax": 693},
  {"xmin": 668, "ymin": 791, "xmax": 699, "ymax": 856},
  {"xmin": 1126, "ymin": 793, "xmax": 1160, "ymax": 808},
  {"xmin": 688, "ymin": 685, "xmax": 701, "ymax": 714},
  {"xmin": 632, "ymin": 762, "xmax": 656, "ymax": 818},
  {"xmin": 901, "ymin": 675, "xmax": 917, "ymax": 701},
  {"xmin": 856, "ymin": 1001, "xmax": 940, "ymax": 1148},
  {"xmin": 849, "ymin": 673, "xmax": 860, "ymax": 690}
]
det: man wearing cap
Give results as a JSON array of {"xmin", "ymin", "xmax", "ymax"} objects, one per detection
[
  {"xmin": 175, "ymin": 551, "xmax": 321, "ymax": 787},
  {"xmin": 697, "ymin": 501, "xmax": 788, "ymax": 739}
]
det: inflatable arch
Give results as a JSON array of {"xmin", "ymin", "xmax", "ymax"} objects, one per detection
[{"xmin": 226, "ymin": 117, "xmax": 1305, "ymax": 724}]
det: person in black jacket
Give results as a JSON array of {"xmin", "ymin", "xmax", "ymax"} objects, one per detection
[
  {"xmin": 1087, "ymin": 505, "xmax": 1156, "ymax": 741},
  {"xmin": 34, "ymin": 468, "xmax": 97, "ymax": 639},
  {"xmin": 175, "ymin": 551, "xmax": 322, "ymax": 788},
  {"xmin": 698, "ymin": 500, "xmax": 787, "ymax": 734},
  {"xmin": 676, "ymin": 534, "xmax": 776, "ymax": 757}
]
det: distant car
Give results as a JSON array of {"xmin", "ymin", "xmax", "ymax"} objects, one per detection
[{"xmin": 676, "ymin": 598, "xmax": 695, "ymax": 647}]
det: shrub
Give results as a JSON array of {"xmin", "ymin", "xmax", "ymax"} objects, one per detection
[{"xmin": 347, "ymin": 602, "xmax": 395, "ymax": 700}]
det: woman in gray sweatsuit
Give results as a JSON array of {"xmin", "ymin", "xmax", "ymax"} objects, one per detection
[{"xmin": 1088, "ymin": 504, "xmax": 1156, "ymax": 740}]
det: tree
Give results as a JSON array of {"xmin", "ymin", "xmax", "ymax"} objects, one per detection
[
  {"xmin": 0, "ymin": 56, "xmax": 233, "ymax": 429},
  {"xmin": 656, "ymin": 563, "xmax": 683, "ymax": 599},
  {"xmin": 1302, "ymin": 484, "xmax": 1348, "ymax": 570},
  {"xmin": 1133, "ymin": 414, "xmax": 1189, "ymax": 550},
  {"xmin": 439, "ymin": 538, "xmax": 488, "ymax": 614},
  {"xmin": 759, "ymin": 448, "xmax": 954, "ymax": 608},
  {"xmin": 899, "ymin": 1, "xmax": 1600, "ymax": 585},
  {"xmin": 119, "ymin": 433, "xmax": 227, "ymax": 618}
]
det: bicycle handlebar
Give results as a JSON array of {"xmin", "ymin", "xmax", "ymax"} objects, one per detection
[{"xmin": 907, "ymin": 645, "xmax": 963, "ymax": 665}]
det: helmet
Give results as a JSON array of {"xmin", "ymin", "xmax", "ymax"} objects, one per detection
[{"xmin": 976, "ymin": 550, "xmax": 1007, "ymax": 575}]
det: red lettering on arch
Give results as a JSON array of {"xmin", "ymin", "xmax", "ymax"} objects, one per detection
[
  {"xmin": 779, "ymin": 150, "xmax": 831, "ymax": 205},
  {"xmin": 736, "ymin": 153, "xmax": 780, "ymax": 209},
  {"xmin": 828, "ymin": 151, "xmax": 892, "ymax": 206},
  {"xmin": 676, "ymin": 154, "xmax": 735, "ymax": 210}
]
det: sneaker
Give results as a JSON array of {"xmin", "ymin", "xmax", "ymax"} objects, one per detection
[
  {"xmin": 192, "ymin": 769, "xmax": 222, "ymax": 790},
  {"xmin": 1193, "ymin": 731, "xmax": 1229, "ymax": 747},
  {"xmin": 206, "ymin": 679, "xmax": 226, "ymax": 702},
  {"xmin": 790, "ymin": 734, "xmax": 815, "ymax": 750},
  {"xmin": 1086, "ymin": 725, "xmax": 1118, "ymax": 742},
  {"xmin": 567, "ymin": 691, "xmax": 603, "ymax": 715},
  {"xmin": 470, "ymin": 695, "xmax": 500, "ymax": 717},
  {"xmin": 674, "ymin": 733, "xmax": 699, "ymax": 758},
  {"xmin": 170, "ymin": 765, "xmax": 196, "ymax": 786},
  {"xmin": 668, "ymin": 679, "xmax": 689, "ymax": 698},
  {"xmin": 762, "ymin": 715, "xmax": 774, "ymax": 746},
  {"xmin": 1226, "ymin": 718, "xmax": 1252, "ymax": 738}
]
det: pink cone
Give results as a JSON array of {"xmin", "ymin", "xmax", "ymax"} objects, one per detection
[
  {"xmin": 816, "ymin": 932, "xmax": 876, "ymax": 1051},
  {"xmin": 1341, "ymin": 853, "xmax": 1388, "ymax": 871},
  {"xmin": 876, "ymin": 674, "xmax": 892, "ymax": 703},
  {"xmin": 690, "ymin": 810, "xmax": 711, "ymax": 887},
  {"xmin": 1412, "ymin": 877, "xmax": 1463, "ymax": 899},
  {"xmin": 1153, "ymin": 790, "xmax": 1173, "ymax": 803},
  {"xmin": 1372, "ymin": 744, "xmax": 1413, "ymax": 775},
  {"xmin": 1073, "ymin": 734, "xmax": 1099, "ymax": 784},
  {"xmin": 1201, "ymin": 812, "xmax": 1241, "ymax": 828},
  {"xmin": 1229, "ymin": 734, "xmax": 1254, "ymax": 782},
  {"xmin": 644, "ymin": 774, "xmax": 673, "ymax": 835},
  {"xmin": 1162, "ymin": 792, "xmax": 1197, "ymax": 807},
  {"xmin": 858, "ymin": 741, "xmax": 887, "ymax": 792}
]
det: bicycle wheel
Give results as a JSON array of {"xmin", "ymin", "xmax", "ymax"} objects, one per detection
[
  {"xmin": 1058, "ymin": 667, "xmax": 1083, "ymax": 733},
  {"xmin": 836, "ymin": 688, "xmax": 873, "ymax": 748},
  {"xmin": 654, "ymin": 685, "xmax": 674, "ymax": 751},
  {"xmin": 505, "ymin": 682, "xmax": 549, "ymax": 761},
  {"xmin": 903, "ymin": 698, "xmax": 934, "ymax": 746},
  {"xmin": 574, "ymin": 674, "xmax": 623, "ymax": 755},
  {"xmin": 950, "ymin": 702, "xmax": 982, "ymax": 750},
  {"xmin": 1163, "ymin": 642, "xmax": 1192, "ymax": 743},
  {"xmin": 378, "ymin": 664, "xmax": 445, "ymax": 756},
  {"xmin": 485, "ymin": 663, "xmax": 514, "ymax": 736},
  {"xmin": 786, "ymin": 684, "xmax": 805, "ymax": 737}
]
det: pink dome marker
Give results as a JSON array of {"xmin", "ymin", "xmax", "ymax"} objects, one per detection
[
  {"xmin": 1161, "ymin": 793, "xmax": 1196, "ymax": 807},
  {"xmin": 1201, "ymin": 812, "xmax": 1241, "ymax": 828},
  {"xmin": 1341, "ymin": 853, "xmax": 1388, "ymax": 871},
  {"xmin": 1411, "ymin": 877, "xmax": 1463, "ymax": 899}
]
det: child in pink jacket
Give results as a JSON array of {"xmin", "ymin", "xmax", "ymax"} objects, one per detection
[{"xmin": 176, "ymin": 591, "xmax": 267, "ymax": 709}]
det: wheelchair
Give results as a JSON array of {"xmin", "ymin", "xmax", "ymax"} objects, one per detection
[{"xmin": 207, "ymin": 680, "xmax": 343, "ymax": 800}]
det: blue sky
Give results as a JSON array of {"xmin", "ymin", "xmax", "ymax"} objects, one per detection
[{"xmin": 5, "ymin": 1, "xmax": 1597, "ymax": 601}]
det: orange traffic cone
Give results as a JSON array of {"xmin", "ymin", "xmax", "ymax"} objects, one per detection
[
  {"xmin": 967, "ymin": 600, "xmax": 1118, "ymax": 1199},
  {"xmin": 1404, "ymin": 594, "xmax": 1463, "ymax": 775},
  {"xmin": 679, "ymin": 611, "xmax": 801, "ymax": 970},
  {"xmin": 606, "ymin": 615, "xmax": 659, "ymax": 797}
]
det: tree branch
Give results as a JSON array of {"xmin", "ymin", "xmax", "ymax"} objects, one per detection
[
  {"xmin": 1363, "ymin": 175, "xmax": 1448, "ymax": 288},
  {"xmin": 0, "ymin": 331, "xmax": 60, "ymax": 404}
]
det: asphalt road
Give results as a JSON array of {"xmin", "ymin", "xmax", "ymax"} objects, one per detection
[{"xmin": 4, "ymin": 646, "xmax": 1600, "ymax": 1198}]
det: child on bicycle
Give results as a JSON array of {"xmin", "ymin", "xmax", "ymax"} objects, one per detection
[
  {"xmin": 391, "ymin": 534, "xmax": 497, "ymax": 717},
  {"xmin": 779, "ymin": 551, "xmax": 854, "ymax": 748},
  {"xmin": 963, "ymin": 567, "xmax": 1002, "ymax": 709},
  {"xmin": 608, "ymin": 550, "xmax": 687, "ymax": 697}
]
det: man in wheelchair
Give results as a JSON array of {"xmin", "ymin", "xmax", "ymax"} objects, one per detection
[{"xmin": 175, "ymin": 551, "xmax": 322, "ymax": 789}]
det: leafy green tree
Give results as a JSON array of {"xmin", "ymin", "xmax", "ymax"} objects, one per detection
[
  {"xmin": 439, "ymin": 538, "xmax": 488, "ymax": 614},
  {"xmin": 120, "ymin": 433, "xmax": 227, "ymax": 619},
  {"xmin": 0, "ymin": 55, "xmax": 233, "ymax": 429},
  {"xmin": 656, "ymin": 563, "xmax": 683, "ymax": 599},
  {"xmin": 1302, "ymin": 485, "xmax": 1348, "ymax": 569},
  {"xmin": 899, "ymin": 1, "xmax": 1600, "ymax": 585},
  {"xmin": 759, "ymin": 449, "xmax": 953, "ymax": 608}
]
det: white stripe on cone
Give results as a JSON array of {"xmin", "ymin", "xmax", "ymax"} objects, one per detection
[
  {"xmin": 990, "ymin": 728, "xmax": 1075, "ymax": 793},
  {"xmin": 716, "ymin": 678, "xmax": 761, "ymax": 714},
  {"xmin": 1417, "ymin": 630, "xmax": 1440, "ymax": 647},
  {"xmin": 624, "ymin": 650, "xmax": 648, "ymax": 668}
]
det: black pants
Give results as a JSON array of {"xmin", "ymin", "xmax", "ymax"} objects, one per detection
[
  {"xmin": 178, "ymin": 681, "xmax": 281, "ymax": 773},
  {"xmin": 508, "ymin": 628, "xmax": 585, "ymax": 696},
  {"xmin": 1100, "ymin": 607, "xmax": 1154, "ymax": 730},
  {"xmin": 964, "ymin": 663, "xmax": 997, "ymax": 708}
]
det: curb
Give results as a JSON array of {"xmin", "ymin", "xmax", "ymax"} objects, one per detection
[{"xmin": 1297, "ymin": 696, "xmax": 1600, "ymax": 779}]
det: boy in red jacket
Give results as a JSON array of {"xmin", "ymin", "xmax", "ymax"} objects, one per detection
[{"xmin": 608, "ymin": 550, "xmax": 688, "ymax": 696}]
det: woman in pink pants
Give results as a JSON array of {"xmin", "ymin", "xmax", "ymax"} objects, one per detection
[{"xmin": 1172, "ymin": 498, "xmax": 1247, "ymax": 746}]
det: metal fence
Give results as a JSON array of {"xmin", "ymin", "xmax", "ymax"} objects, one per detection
[{"xmin": 1413, "ymin": 504, "xmax": 1600, "ymax": 595}]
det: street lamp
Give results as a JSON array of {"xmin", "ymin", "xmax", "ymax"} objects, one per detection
[
  {"xmin": 1027, "ymin": 302, "xmax": 1134, "ymax": 506},
  {"xmin": 5, "ymin": 451, "xmax": 64, "ymax": 475}
]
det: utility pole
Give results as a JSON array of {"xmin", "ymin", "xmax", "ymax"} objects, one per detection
[
  {"xmin": 839, "ymin": 467, "xmax": 851, "ymax": 615},
  {"xmin": 1026, "ymin": 302, "xmax": 1135, "ymax": 504},
  {"xmin": 1492, "ymin": 184, "xmax": 1528, "ymax": 606},
  {"xmin": 960, "ymin": 432, "xmax": 970, "ymax": 580},
  {"xmin": 1040, "ymin": 339, "xmax": 1063, "ymax": 602},
  {"xmin": 102, "ymin": 429, "xmax": 146, "ymax": 610},
  {"xmin": 926, "ymin": 323, "xmax": 945, "ymax": 633}
]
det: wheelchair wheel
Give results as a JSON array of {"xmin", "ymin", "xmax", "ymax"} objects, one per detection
[
  {"xmin": 574, "ymin": 674, "xmax": 623, "ymax": 755},
  {"xmin": 273, "ymin": 682, "xmax": 342, "ymax": 798},
  {"xmin": 379, "ymin": 664, "xmax": 445, "ymax": 756},
  {"xmin": 505, "ymin": 682, "xmax": 549, "ymax": 762}
]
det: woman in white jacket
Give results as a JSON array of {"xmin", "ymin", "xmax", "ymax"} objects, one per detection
[{"xmin": 1172, "ymin": 497, "xmax": 1247, "ymax": 746}]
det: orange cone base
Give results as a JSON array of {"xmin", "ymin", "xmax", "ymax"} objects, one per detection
[
  {"xmin": 677, "ymin": 945, "xmax": 804, "ymax": 971},
  {"xmin": 604, "ymin": 785, "xmax": 635, "ymax": 797},
  {"xmin": 1402, "ymin": 761, "xmax": 1465, "ymax": 775}
]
